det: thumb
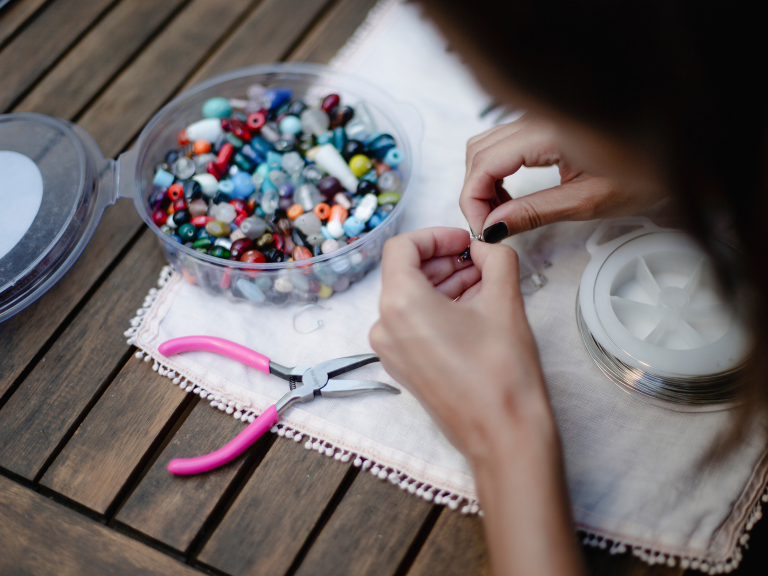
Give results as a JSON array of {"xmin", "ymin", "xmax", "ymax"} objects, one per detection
[
  {"xmin": 480, "ymin": 177, "xmax": 617, "ymax": 241},
  {"xmin": 468, "ymin": 241, "xmax": 522, "ymax": 303}
]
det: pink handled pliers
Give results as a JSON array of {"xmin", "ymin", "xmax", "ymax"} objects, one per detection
[{"xmin": 158, "ymin": 336, "xmax": 399, "ymax": 475}]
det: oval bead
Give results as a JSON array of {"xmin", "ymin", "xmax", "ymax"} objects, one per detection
[
  {"xmin": 202, "ymin": 97, "xmax": 232, "ymax": 118},
  {"xmin": 240, "ymin": 249, "xmax": 266, "ymax": 264},
  {"xmin": 321, "ymin": 239, "xmax": 340, "ymax": 254},
  {"xmin": 205, "ymin": 221, "xmax": 231, "ymax": 237},
  {"xmin": 378, "ymin": 191, "xmax": 401, "ymax": 205},
  {"xmin": 279, "ymin": 115, "xmax": 302, "ymax": 135},
  {"xmin": 292, "ymin": 246, "xmax": 312, "ymax": 261}
]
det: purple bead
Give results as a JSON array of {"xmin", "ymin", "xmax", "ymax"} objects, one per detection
[
  {"xmin": 317, "ymin": 176, "xmax": 344, "ymax": 200},
  {"xmin": 278, "ymin": 183, "xmax": 294, "ymax": 198}
]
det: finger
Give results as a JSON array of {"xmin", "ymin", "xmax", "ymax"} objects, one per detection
[
  {"xmin": 468, "ymin": 241, "xmax": 522, "ymax": 304},
  {"xmin": 420, "ymin": 253, "xmax": 474, "ymax": 286},
  {"xmin": 381, "ymin": 228, "xmax": 471, "ymax": 289},
  {"xmin": 465, "ymin": 116, "xmax": 533, "ymax": 176},
  {"xmin": 481, "ymin": 176, "xmax": 618, "ymax": 237},
  {"xmin": 460, "ymin": 128, "xmax": 559, "ymax": 234},
  {"xmin": 457, "ymin": 280, "xmax": 483, "ymax": 302},
  {"xmin": 434, "ymin": 265, "xmax": 481, "ymax": 300}
]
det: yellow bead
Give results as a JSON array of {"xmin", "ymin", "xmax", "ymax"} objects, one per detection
[
  {"xmin": 318, "ymin": 283, "xmax": 333, "ymax": 298},
  {"xmin": 348, "ymin": 154, "xmax": 372, "ymax": 178}
]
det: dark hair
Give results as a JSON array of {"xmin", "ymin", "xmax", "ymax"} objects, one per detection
[{"xmin": 421, "ymin": 1, "xmax": 768, "ymax": 423}]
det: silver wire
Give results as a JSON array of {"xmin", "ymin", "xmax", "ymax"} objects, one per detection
[{"xmin": 293, "ymin": 303, "xmax": 332, "ymax": 334}]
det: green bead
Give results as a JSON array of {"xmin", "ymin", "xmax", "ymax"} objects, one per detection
[
  {"xmin": 195, "ymin": 246, "xmax": 210, "ymax": 254},
  {"xmin": 178, "ymin": 223, "xmax": 197, "ymax": 241},
  {"xmin": 226, "ymin": 132, "xmax": 244, "ymax": 149},
  {"xmin": 377, "ymin": 192, "xmax": 401, "ymax": 205},
  {"xmin": 193, "ymin": 237, "xmax": 212, "ymax": 248},
  {"xmin": 205, "ymin": 220, "xmax": 231, "ymax": 237},
  {"xmin": 348, "ymin": 154, "xmax": 372, "ymax": 177},
  {"xmin": 202, "ymin": 97, "xmax": 232, "ymax": 119},
  {"xmin": 209, "ymin": 246, "xmax": 230, "ymax": 259}
]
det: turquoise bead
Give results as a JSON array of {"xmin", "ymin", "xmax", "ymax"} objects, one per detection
[
  {"xmin": 278, "ymin": 115, "xmax": 302, "ymax": 135},
  {"xmin": 217, "ymin": 179, "xmax": 235, "ymax": 195},
  {"xmin": 343, "ymin": 215, "xmax": 365, "ymax": 237},
  {"xmin": 317, "ymin": 131, "xmax": 333, "ymax": 146},
  {"xmin": 231, "ymin": 171, "xmax": 255, "ymax": 198},
  {"xmin": 178, "ymin": 223, "xmax": 196, "ymax": 241},
  {"xmin": 383, "ymin": 147, "xmax": 404, "ymax": 168},
  {"xmin": 202, "ymin": 97, "xmax": 232, "ymax": 119}
]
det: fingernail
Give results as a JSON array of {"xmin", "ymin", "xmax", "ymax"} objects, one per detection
[{"xmin": 482, "ymin": 222, "xmax": 508, "ymax": 244}]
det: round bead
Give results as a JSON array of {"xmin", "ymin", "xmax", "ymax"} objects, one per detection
[
  {"xmin": 313, "ymin": 203, "xmax": 330, "ymax": 220},
  {"xmin": 213, "ymin": 202, "xmax": 237, "ymax": 223},
  {"xmin": 294, "ymin": 212, "xmax": 322, "ymax": 235},
  {"xmin": 173, "ymin": 157, "xmax": 196, "ymax": 180},
  {"xmin": 321, "ymin": 239, "xmax": 340, "ymax": 254},
  {"xmin": 278, "ymin": 115, "xmax": 302, "ymax": 135},
  {"xmin": 317, "ymin": 176, "xmax": 343, "ymax": 200},
  {"xmin": 230, "ymin": 238, "xmax": 253, "ymax": 258},
  {"xmin": 240, "ymin": 250, "xmax": 266, "ymax": 264},
  {"xmin": 342, "ymin": 139, "xmax": 365, "ymax": 161},
  {"xmin": 383, "ymin": 147, "xmax": 404, "ymax": 168},
  {"xmin": 178, "ymin": 223, "xmax": 196, "ymax": 242},
  {"xmin": 274, "ymin": 277, "xmax": 294, "ymax": 292},
  {"xmin": 194, "ymin": 140, "xmax": 211, "ymax": 155},
  {"xmin": 377, "ymin": 170, "xmax": 401, "ymax": 193},
  {"xmin": 321, "ymin": 94, "xmax": 340, "ymax": 114},
  {"xmin": 287, "ymin": 204, "xmax": 304, "ymax": 220},
  {"xmin": 231, "ymin": 171, "xmax": 255, "ymax": 198},
  {"xmin": 202, "ymin": 97, "xmax": 232, "ymax": 118},
  {"xmin": 246, "ymin": 111, "xmax": 266, "ymax": 131},
  {"xmin": 300, "ymin": 108, "xmax": 330, "ymax": 137},
  {"xmin": 152, "ymin": 209, "xmax": 167, "ymax": 226},
  {"xmin": 348, "ymin": 154, "xmax": 372, "ymax": 177}
]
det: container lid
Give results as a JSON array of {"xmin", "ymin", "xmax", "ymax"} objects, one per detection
[{"xmin": 0, "ymin": 113, "xmax": 112, "ymax": 322}]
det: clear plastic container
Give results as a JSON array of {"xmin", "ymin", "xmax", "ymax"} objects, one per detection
[{"xmin": 0, "ymin": 63, "xmax": 423, "ymax": 320}]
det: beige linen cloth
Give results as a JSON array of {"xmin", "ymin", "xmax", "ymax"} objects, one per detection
[{"xmin": 126, "ymin": 1, "xmax": 768, "ymax": 571}]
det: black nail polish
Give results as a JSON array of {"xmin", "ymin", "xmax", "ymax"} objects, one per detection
[{"xmin": 482, "ymin": 222, "xmax": 508, "ymax": 244}]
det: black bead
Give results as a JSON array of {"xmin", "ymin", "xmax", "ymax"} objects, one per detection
[
  {"xmin": 182, "ymin": 180, "xmax": 203, "ymax": 200},
  {"xmin": 357, "ymin": 180, "xmax": 379, "ymax": 195},
  {"xmin": 172, "ymin": 209, "xmax": 191, "ymax": 226},
  {"xmin": 342, "ymin": 139, "xmax": 366, "ymax": 161},
  {"xmin": 333, "ymin": 105, "xmax": 355, "ymax": 128},
  {"xmin": 292, "ymin": 228, "xmax": 307, "ymax": 247},
  {"xmin": 287, "ymin": 100, "xmax": 307, "ymax": 116},
  {"xmin": 165, "ymin": 150, "xmax": 180, "ymax": 164},
  {"xmin": 213, "ymin": 191, "xmax": 232, "ymax": 205}
]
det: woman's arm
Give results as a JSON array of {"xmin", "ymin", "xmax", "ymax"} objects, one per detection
[{"xmin": 370, "ymin": 227, "xmax": 585, "ymax": 576}]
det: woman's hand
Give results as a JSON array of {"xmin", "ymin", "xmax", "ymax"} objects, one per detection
[
  {"xmin": 370, "ymin": 227, "xmax": 584, "ymax": 576},
  {"xmin": 461, "ymin": 115, "xmax": 662, "ymax": 243}
]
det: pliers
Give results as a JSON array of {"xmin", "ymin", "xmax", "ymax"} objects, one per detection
[{"xmin": 158, "ymin": 336, "xmax": 400, "ymax": 475}]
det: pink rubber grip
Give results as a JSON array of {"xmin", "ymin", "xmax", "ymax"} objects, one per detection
[
  {"xmin": 167, "ymin": 405, "xmax": 280, "ymax": 475},
  {"xmin": 158, "ymin": 336, "xmax": 271, "ymax": 374}
]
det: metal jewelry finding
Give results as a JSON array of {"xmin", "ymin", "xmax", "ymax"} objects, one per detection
[{"xmin": 293, "ymin": 303, "xmax": 332, "ymax": 334}]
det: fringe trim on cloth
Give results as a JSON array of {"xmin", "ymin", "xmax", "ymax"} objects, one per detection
[
  {"xmin": 128, "ymin": 266, "xmax": 768, "ymax": 571},
  {"xmin": 125, "ymin": 265, "xmax": 481, "ymax": 516}
]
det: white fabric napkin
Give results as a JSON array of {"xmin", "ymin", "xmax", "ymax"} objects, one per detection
[{"xmin": 127, "ymin": 1, "xmax": 768, "ymax": 571}]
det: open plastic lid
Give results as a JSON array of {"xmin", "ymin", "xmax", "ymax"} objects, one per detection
[
  {"xmin": 579, "ymin": 217, "xmax": 751, "ymax": 378},
  {"xmin": 0, "ymin": 113, "xmax": 117, "ymax": 322}
]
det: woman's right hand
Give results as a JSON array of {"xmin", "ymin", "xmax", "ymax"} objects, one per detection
[{"xmin": 460, "ymin": 115, "xmax": 662, "ymax": 243}]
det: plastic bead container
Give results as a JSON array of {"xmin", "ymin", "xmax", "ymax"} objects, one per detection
[
  {"xmin": 134, "ymin": 64, "xmax": 421, "ymax": 305},
  {"xmin": 0, "ymin": 63, "xmax": 422, "ymax": 321}
]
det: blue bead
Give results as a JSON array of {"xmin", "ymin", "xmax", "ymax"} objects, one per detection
[
  {"xmin": 255, "ymin": 162, "xmax": 270, "ymax": 178},
  {"xmin": 261, "ymin": 88, "xmax": 292, "ymax": 110},
  {"xmin": 240, "ymin": 143, "xmax": 265, "ymax": 165},
  {"xmin": 364, "ymin": 131, "xmax": 383, "ymax": 144},
  {"xmin": 361, "ymin": 169, "xmax": 378, "ymax": 183},
  {"xmin": 332, "ymin": 127, "xmax": 347, "ymax": 151},
  {"xmin": 231, "ymin": 171, "xmax": 255, "ymax": 198},
  {"xmin": 171, "ymin": 234, "xmax": 183, "ymax": 244},
  {"xmin": 383, "ymin": 147, "xmax": 404, "ymax": 168},
  {"xmin": 202, "ymin": 97, "xmax": 232, "ymax": 118},
  {"xmin": 153, "ymin": 168, "xmax": 174, "ymax": 188},
  {"xmin": 343, "ymin": 215, "xmax": 365, "ymax": 237},
  {"xmin": 266, "ymin": 151, "xmax": 283, "ymax": 171},
  {"xmin": 369, "ymin": 211, "xmax": 384, "ymax": 227},
  {"xmin": 366, "ymin": 133, "xmax": 396, "ymax": 159},
  {"xmin": 278, "ymin": 183, "xmax": 294, "ymax": 198},
  {"xmin": 317, "ymin": 131, "xmax": 333, "ymax": 146},
  {"xmin": 278, "ymin": 115, "xmax": 302, "ymax": 135},
  {"xmin": 261, "ymin": 177, "xmax": 277, "ymax": 193},
  {"xmin": 321, "ymin": 225, "xmax": 334, "ymax": 240},
  {"xmin": 250, "ymin": 136, "xmax": 274, "ymax": 156},
  {"xmin": 217, "ymin": 179, "xmax": 235, "ymax": 195}
]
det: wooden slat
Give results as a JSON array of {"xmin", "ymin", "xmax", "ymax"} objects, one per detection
[
  {"xmin": 76, "ymin": 0, "xmax": 254, "ymax": 160},
  {"xmin": 0, "ymin": 0, "xmax": 48, "ymax": 47},
  {"xmin": 0, "ymin": 0, "xmax": 117, "ymax": 112},
  {"xmin": 0, "ymin": 200, "xmax": 142, "ymax": 399},
  {"xmin": 0, "ymin": 230, "xmax": 165, "ymax": 480},
  {"xmin": 40, "ymin": 355, "xmax": 189, "ymax": 514},
  {"xmin": 116, "ymin": 401, "xmax": 258, "ymax": 551},
  {"xmin": 408, "ymin": 511, "xmax": 491, "ymax": 576},
  {"xmin": 293, "ymin": 471, "xmax": 434, "ymax": 576},
  {"xmin": 288, "ymin": 0, "xmax": 379, "ymax": 64},
  {"xmin": 15, "ymin": 0, "xmax": 189, "ymax": 119},
  {"xmin": 0, "ymin": 475, "xmax": 202, "ymax": 576},
  {"xmin": 198, "ymin": 438, "xmax": 349, "ymax": 576}
]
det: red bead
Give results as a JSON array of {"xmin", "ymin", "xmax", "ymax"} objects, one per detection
[
  {"xmin": 273, "ymin": 234, "xmax": 284, "ymax": 251},
  {"xmin": 246, "ymin": 111, "xmax": 266, "ymax": 131},
  {"xmin": 229, "ymin": 198, "xmax": 247, "ymax": 215},
  {"xmin": 191, "ymin": 215, "xmax": 214, "ymax": 227},
  {"xmin": 217, "ymin": 143, "xmax": 235, "ymax": 170},
  {"xmin": 240, "ymin": 250, "xmax": 266, "ymax": 264},
  {"xmin": 173, "ymin": 198, "xmax": 187, "ymax": 212},
  {"xmin": 207, "ymin": 160, "xmax": 223, "ymax": 180},
  {"xmin": 230, "ymin": 238, "xmax": 253, "ymax": 259},
  {"xmin": 234, "ymin": 213, "xmax": 247, "ymax": 227},
  {"xmin": 347, "ymin": 236, "xmax": 359, "ymax": 244},
  {"xmin": 321, "ymin": 94, "xmax": 340, "ymax": 114},
  {"xmin": 167, "ymin": 183, "xmax": 184, "ymax": 201},
  {"xmin": 219, "ymin": 272, "xmax": 231, "ymax": 290},
  {"xmin": 178, "ymin": 129, "xmax": 190, "ymax": 146},
  {"xmin": 220, "ymin": 117, "xmax": 231, "ymax": 132},
  {"xmin": 152, "ymin": 209, "xmax": 168, "ymax": 226},
  {"xmin": 229, "ymin": 118, "xmax": 251, "ymax": 142},
  {"xmin": 292, "ymin": 246, "xmax": 312, "ymax": 261}
]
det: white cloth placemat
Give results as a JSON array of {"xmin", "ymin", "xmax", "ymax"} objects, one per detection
[{"xmin": 126, "ymin": 1, "xmax": 768, "ymax": 571}]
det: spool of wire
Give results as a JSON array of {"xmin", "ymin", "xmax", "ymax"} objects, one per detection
[{"xmin": 577, "ymin": 218, "xmax": 750, "ymax": 412}]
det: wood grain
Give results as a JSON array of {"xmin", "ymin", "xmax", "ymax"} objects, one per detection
[
  {"xmin": 198, "ymin": 438, "xmax": 349, "ymax": 576},
  {"xmin": 408, "ymin": 510, "xmax": 491, "ymax": 576},
  {"xmin": 116, "ymin": 400, "xmax": 258, "ymax": 551},
  {"xmin": 0, "ymin": 474, "xmax": 202, "ymax": 576},
  {"xmin": 0, "ymin": 0, "xmax": 117, "ymax": 111},
  {"xmin": 293, "ymin": 470, "xmax": 434, "ymax": 576},
  {"xmin": 0, "ymin": 230, "xmax": 166, "ymax": 480},
  {"xmin": 40, "ymin": 355, "xmax": 189, "ymax": 514},
  {"xmin": 0, "ymin": 0, "xmax": 48, "ymax": 48},
  {"xmin": 76, "ymin": 0, "xmax": 254, "ymax": 160},
  {"xmin": 288, "ymin": 0, "xmax": 380, "ymax": 64},
  {"xmin": 15, "ymin": 0, "xmax": 188, "ymax": 119}
]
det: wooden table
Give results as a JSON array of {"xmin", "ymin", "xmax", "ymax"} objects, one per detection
[{"xmin": 1, "ymin": 1, "xmax": 766, "ymax": 574}]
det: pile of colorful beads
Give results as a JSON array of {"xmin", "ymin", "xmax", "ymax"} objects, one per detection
[{"xmin": 149, "ymin": 86, "xmax": 404, "ymax": 268}]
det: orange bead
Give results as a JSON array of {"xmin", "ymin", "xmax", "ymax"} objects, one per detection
[
  {"xmin": 194, "ymin": 140, "xmax": 211, "ymax": 154},
  {"xmin": 313, "ymin": 202, "xmax": 331, "ymax": 220},
  {"xmin": 330, "ymin": 204, "xmax": 348, "ymax": 223},
  {"xmin": 375, "ymin": 162, "xmax": 392, "ymax": 176},
  {"xmin": 287, "ymin": 204, "xmax": 304, "ymax": 220},
  {"xmin": 167, "ymin": 183, "xmax": 184, "ymax": 201},
  {"xmin": 292, "ymin": 246, "xmax": 312, "ymax": 261},
  {"xmin": 178, "ymin": 129, "xmax": 190, "ymax": 146}
]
